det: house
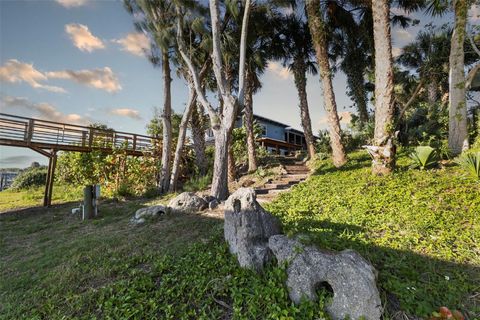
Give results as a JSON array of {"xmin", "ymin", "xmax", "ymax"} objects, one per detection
[
  {"xmin": 236, "ymin": 114, "xmax": 314, "ymax": 156},
  {"xmin": 205, "ymin": 114, "xmax": 315, "ymax": 156}
]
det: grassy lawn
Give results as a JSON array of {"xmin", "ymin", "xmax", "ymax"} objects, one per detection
[
  {"xmin": 0, "ymin": 151, "xmax": 478, "ymax": 319},
  {"xmin": 0, "ymin": 184, "xmax": 83, "ymax": 212}
]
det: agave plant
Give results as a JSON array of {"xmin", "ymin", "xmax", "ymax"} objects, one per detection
[
  {"xmin": 409, "ymin": 146, "xmax": 438, "ymax": 169},
  {"xmin": 456, "ymin": 152, "xmax": 480, "ymax": 179}
]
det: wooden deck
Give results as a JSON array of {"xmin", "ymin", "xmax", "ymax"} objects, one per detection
[
  {"xmin": 0, "ymin": 113, "xmax": 159, "ymax": 156},
  {"xmin": 0, "ymin": 113, "xmax": 160, "ymax": 206}
]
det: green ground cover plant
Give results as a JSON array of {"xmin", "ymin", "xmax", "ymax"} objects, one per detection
[
  {"xmin": 266, "ymin": 151, "xmax": 479, "ymax": 316},
  {"xmin": 1, "ymin": 151, "xmax": 478, "ymax": 319}
]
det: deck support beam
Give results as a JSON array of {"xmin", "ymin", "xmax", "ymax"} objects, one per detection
[{"xmin": 43, "ymin": 150, "xmax": 57, "ymax": 207}]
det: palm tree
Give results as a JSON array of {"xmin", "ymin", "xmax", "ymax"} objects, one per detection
[
  {"xmin": 306, "ymin": 0, "xmax": 347, "ymax": 167},
  {"xmin": 124, "ymin": 0, "xmax": 176, "ymax": 193},
  {"xmin": 397, "ymin": 29, "xmax": 451, "ymax": 107},
  {"xmin": 279, "ymin": 15, "xmax": 317, "ymax": 159},
  {"xmin": 242, "ymin": 5, "xmax": 280, "ymax": 172},
  {"xmin": 370, "ymin": 0, "xmax": 395, "ymax": 175}
]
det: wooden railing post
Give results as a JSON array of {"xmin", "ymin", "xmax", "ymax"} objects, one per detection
[
  {"xmin": 88, "ymin": 128, "xmax": 94, "ymax": 148},
  {"xmin": 82, "ymin": 131, "xmax": 87, "ymax": 147},
  {"xmin": 133, "ymin": 134, "xmax": 137, "ymax": 151},
  {"xmin": 26, "ymin": 119, "xmax": 34, "ymax": 143}
]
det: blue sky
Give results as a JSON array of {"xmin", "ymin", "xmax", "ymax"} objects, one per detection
[{"xmin": 0, "ymin": 0, "xmax": 477, "ymax": 168}]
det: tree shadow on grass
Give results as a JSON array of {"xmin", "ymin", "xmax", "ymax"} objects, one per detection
[
  {"xmin": 312, "ymin": 153, "xmax": 372, "ymax": 176},
  {"xmin": 282, "ymin": 216, "xmax": 479, "ymax": 318}
]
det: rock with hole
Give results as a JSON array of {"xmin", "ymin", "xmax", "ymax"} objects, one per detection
[
  {"xmin": 224, "ymin": 188, "xmax": 282, "ymax": 272},
  {"xmin": 268, "ymin": 235, "xmax": 382, "ymax": 320},
  {"xmin": 168, "ymin": 192, "xmax": 208, "ymax": 214},
  {"xmin": 130, "ymin": 205, "xmax": 167, "ymax": 225}
]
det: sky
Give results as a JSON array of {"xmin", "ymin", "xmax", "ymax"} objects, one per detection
[{"xmin": 0, "ymin": 0, "xmax": 478, "ymax": 168}]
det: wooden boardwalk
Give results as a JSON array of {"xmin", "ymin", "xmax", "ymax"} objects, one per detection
[
  {"xmin": 0, "ymin": 113, "xmax": 160, "ymax": 206},
  {"xmin": 0, "ymin": 113, "xmax": 159, "ymax": 156}
]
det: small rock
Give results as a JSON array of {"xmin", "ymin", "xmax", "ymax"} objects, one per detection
[
  {"xmin": 168, "ymin": 192, "xmax": 208, "ymax": 214},
  {"xmin": 224, "ymin": 188, "xmax": 282, "ymax": 272},
  {"xmin": 130, "ymin": 205, "xmax": 166, "ymax": 225},
  {"xmin": 268, "ymin": 235, "xmax": 382, "ymax": 320}
]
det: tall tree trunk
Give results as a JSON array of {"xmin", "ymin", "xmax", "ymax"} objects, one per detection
[
  {"xmin": 293, "ymin": 58, "xmax": 316, "ymax": 159},
  {"xmin": 306, "ymin": 0, "xmax": 347, "ymax": 167},
  {"xmin": 159, "ymin": 50, "xmax": 172, "ymax": 192},
  {"xmin": 371, "ymin": 0, "xmax": 396, "ymax": 175},
  {"xmin": 244, "ymin": 73, "xmax": 257, "ymax": 172},
  {"xmin": 448, "ymin": 0, "xmax": 468, "ymax": 154},
  {"xmin": 191, "ymin": 101, "xmax": 207, "ymax": 176},
  {"xmin": 212, "ymin": 125, "xmax": 229, "ymax": 200},
  {"xmin": 169, "ymin": 86, "xmax": 196, "ymax": 192}
]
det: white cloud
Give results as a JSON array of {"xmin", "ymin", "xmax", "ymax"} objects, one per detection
[
  {"xmin": 0, "ymin": 59, "xmax": 66, "ymax": 93},
  {"xmin": 113, "ymin": 33, "xmax": 150, "ymax": 57},
  {"xmin": 108, "ymin": 108, "xmax": 142, "ymax": 120},
  {"xmin": 267, "ymin": 61, "xmax": 291, "ymax": 80},
  {"xmin": 1, "ymin": 95, "xmax": 87, "ymax": 124},
  {"xmin": 393, "ymin": 29, "xmax": 413, "ymax": 42},
  {"xmin": 469, "ymin": 4, "xmax": 480, "ymax": 22},
  {"xmin": 47, "ymin": 67, "xmax": 121, "ymax": 93},
  {"xmin": 55, "ymin": 0, "xmax": 88, "ymax": 8},
  {"xmin": 65, "ymin": 23, "xmax": 105, "ymax": 52},
  {"xmin": 318, "ymin": 111, "xmax": 352, "ymax": 126}
]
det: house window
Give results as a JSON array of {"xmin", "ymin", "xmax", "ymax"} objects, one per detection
[{"xmin": 260, "ymin": 124, "xmax": 267, "ymax": 137}]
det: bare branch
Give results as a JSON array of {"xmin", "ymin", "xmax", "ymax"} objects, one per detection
[
  {"xmin": 466, "ymin": 63, "xmax": 480, "ymax": 90},
  {"xmin": 467, "ymin": 27, "xmax": 480, "ymax": 58},
  {"xmin": 176, "ymin": 12, "xmax": 218, "ymax": 123},
  {"xmin": 209, "ymin": 0, "xmax": 228, "ymax": 99},
  {"xmin": 397, "ymin": 78, "xmax": 424, "ymax": 122}
]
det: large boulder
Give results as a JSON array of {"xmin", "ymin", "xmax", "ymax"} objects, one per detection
[
  {"xmin": 168, "ymin": 192, "xmax": 208, "ymax": 214},
  {"xmin": 224, "ymin": 188, "xmax": 282, "ymax": 272},
  {"xmin": 269, "ymin": 235, "xmax": 382, "ymax": 320},
  {"xmin": 130, "ymin": 205, "xmax": 167, "ymax": 225}
]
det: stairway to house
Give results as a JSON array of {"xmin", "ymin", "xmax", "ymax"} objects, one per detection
[{"xmin": 255, "ymin": 157, "xmax": 310, "ymax": 203}]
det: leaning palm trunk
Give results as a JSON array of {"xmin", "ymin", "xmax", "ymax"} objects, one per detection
[
  {"xmin": 306, "ymin": 0, "xmax": 346, "ymax": 167},
  {"xmin": 244, "ymin": 74, "xmax": 258, "ymax": 172},
  {"xmin": 293, "ymin": 59, "xmax": 316, "ymax": 159},
  {"xmin": 191, "ymin": 102, "xmax": 207, "ymax": 175},
  {"xmin": 159, "ymin": 50, "xmax": 172, "ymax": 192},
  {"xmin": 371, "ymin": 0, "xmax": 396, "ymax": 175},
  {"xmin": 448, "ymin": 0, "xmax": 468, "ymax": 155},
  {"xmin": 169, "ymin": 86, "xmax": 196, "ymax": 192}
]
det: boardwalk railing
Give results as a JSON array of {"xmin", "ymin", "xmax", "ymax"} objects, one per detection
[{"xmin": 0, "ymin": 113, "xmax": 159, "ymax": 156}]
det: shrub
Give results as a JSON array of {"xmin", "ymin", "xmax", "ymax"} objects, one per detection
[
  {"xmin": 410, "ymin": 146, "xmax": 438, "ymax": 169},
  {"xmin": 10, "ymin": 167, "xmax": 47, "ymax": 190},
  {"xmin": 456, "ymin": 152, "xmax": 480, "ymax": 179},
  {"xmin": 182, "ymin": 174, "xmax": 211, "ymax": 192}
]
